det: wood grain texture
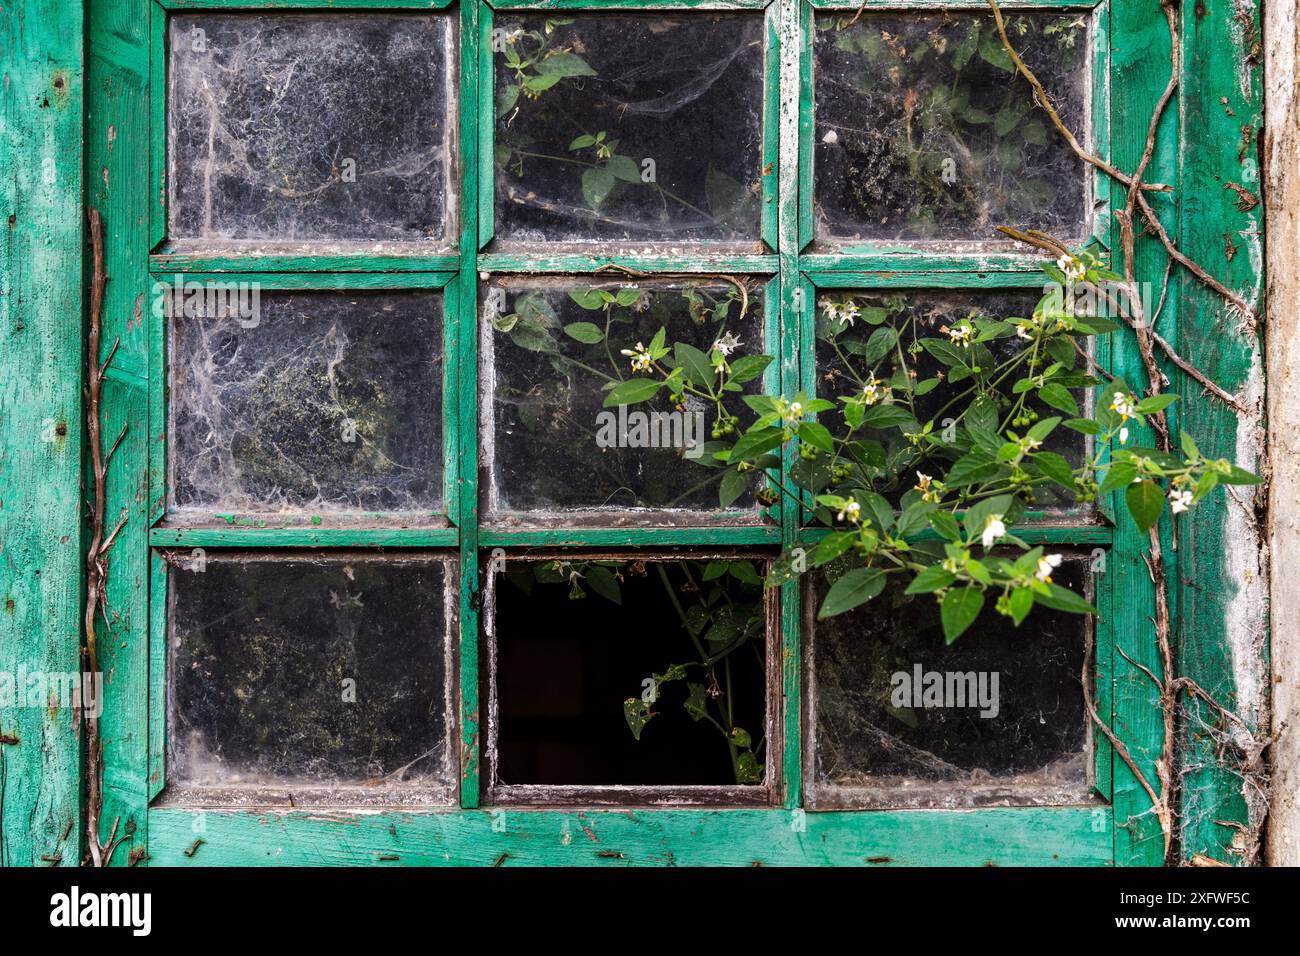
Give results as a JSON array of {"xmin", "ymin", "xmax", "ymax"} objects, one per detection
[
  {"xmin": 147, "ymin": 804, "xmax": 1113, "ymax": 866},
  {"xmin": 0, "ymin": 0, "xmax": 86, "ymax": 868},
  {"xmin": 88, "ymin": 0, "xmax": 156, "ymax": 866},
  {"xmin": 1177, "ymin": 0, "xmax": 1267, "ymax": 865},
  {"xmin": 1107, "ymin": 0, "xmax": 1176, "ymax": 869}
]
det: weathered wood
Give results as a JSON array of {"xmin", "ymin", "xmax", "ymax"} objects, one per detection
[
  {"xmin": 0, "ymin": 0, "xmax": 86, "ymax": 867},
  {"xmin": 1177, "ymin": 0, "xmax": 1267, "ymax": 865},
  {"xmin": 1107, "ymin": 0, "xmax": 1178, "ymax": 868},
  {"xmin": 88, "ymin": 0, "xmax": 156, "ymax": 866},
  {"xmin": 146, "ymin": 804, "xmax": 1114, "ymax": 866}
]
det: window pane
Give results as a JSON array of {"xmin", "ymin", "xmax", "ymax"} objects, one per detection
[
  {"xmin": 813, "ymin": 11, "xmax": 1089, "ymax": 244},
  {"xmin": 812, "ymin": 289, "xmax": 1090, "ymax": 513},
  {"xmin": 806, "ymin": 552, "xmax": 1094, "ymax": 809},
  {"xmin": 482, "ymin": 276, "xmax": 772, "ymax": 525},
  {"xmin": 493, "ymin": 13, "xmax": 765, "ymax": 247},
  {"xmin": 488, "ymin": 557, "xmax": 769, "ymax": 791},
  {"xmin": 168, "ymin": 13, "xmax": 454, "ymax": 246},
  {"xmin": 168, "ymin": 553, "xmax": 457, "ymax": 806},
  {"xmin": 169, "ymin": 288, "xmax": 444, "ymax": 519}
]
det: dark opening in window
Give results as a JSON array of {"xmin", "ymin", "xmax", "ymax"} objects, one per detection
[{"xmin": 486, "ymin": 555, "xmax": 773, "ymax": 798}]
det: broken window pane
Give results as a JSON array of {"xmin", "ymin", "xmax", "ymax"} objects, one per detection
[
  {"xmin": 168, "ymin": 13, "xmax": 454, "ymax": 247},
  {"xmin": 813, "ymin": 11, "xmax": 1089, "ymax": 244},
  {"xmin": 493, "ymin": 13, "xmax": 765, "ymax": 247},
  {"xmin": 806, "ymin": 552, "xmax": 1093, "ymax": 809},
  {"xmin": 167, "ymin": 553, "xmax": 457, "ymax": 806},
  {"xmin": 812, "ymin": 289, "xmax": 1090, "ymax": 512},
  {"xmin": 169, "ymin": 288, "xmax": 444, "ymax": 520},
  {"xmin": 481, "ymin": 276, "xmax": 772, "ymax": 526},
  {"xmin": 488, "ymin": 557, "xmax": 769, "ymax": 791}
]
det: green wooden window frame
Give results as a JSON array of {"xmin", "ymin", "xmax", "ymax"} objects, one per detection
[{"xmin": 114, "ymin": 0, "xmax": 1181, "ymax": 866}]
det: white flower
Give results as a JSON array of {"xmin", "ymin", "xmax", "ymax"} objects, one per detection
[
  {"xmin": 783, "ymin": 401, "xmax": 803, "ymax": 425},
  {"xmin": 1057, "ymin": 254, "xmax": 1086, "ymax": 284},
  {"xmin": 837, "ymin": 499, "xmax": 861, "ymax": 524},
  {"xmin": 711, "ymin": 332, "xmax": 741, "ymax": 357},
  {"xmin": 914, "ymin": 471, "xmax": 942, "ymax": 503},
  {"xmin": 620, "ymin": 342, "xmax": 653, "ymax": 374},
  {"xmin": 862, "ymin": 377, "xmax": 888, "ymax": 405},
  {"xmin": 981, "ymin": 514, "xmax": 1007, "ymax": 550},
  {"xmin": 1119, "ymin": 426, "xmax": 1130, "ymax": 445},
  {"xmin": 1110, "ymin": 391, "xmax": 1137, "ymax": 419},
  {"xmin": 1035, "ymin": 553, "xmax": 1064, "ymax": 583},
  {"xmin": 839, "ymin": 301, "xmax": 860, "ymax": 327},
  {"xmin": 1014, "ymin": 319, "xmax": 1035, "ymax": 341},
  {"xmin": 821, "ymin": 300, "xmax": 840, "ymax": 321},
  {"xmin": 946, "ymin": 322, "xmax": 975, "ymax": 347},
  {"xmin": 1170, "ymin": 489, "xmax": 1193, "ymax": 514}
]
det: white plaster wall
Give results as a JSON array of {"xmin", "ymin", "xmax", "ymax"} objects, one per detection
[{"xmin": 1265, "ymin": 0, "xmax": 1300, "ymax": 867}]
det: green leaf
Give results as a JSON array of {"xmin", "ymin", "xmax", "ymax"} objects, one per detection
[
  {"xmin": 563, "ymin": 321, "xmax": 604, "ymax": 344},
  {"xmin": 730, "ymin": 726, "xmax": 753, "ymax": 749},
  {"xmin": 603, "ymin": 377, "xmax": 662, "ymax": 408},
  {"xmin": 705, "ymin": 165, "xmax": 757, "ymax": 231},
  {"xmin": 684, "ymin": 683, "xmax": 708, "ymax": 722},
  {"xmin": 798, "ymin": 421, "xmax": 835, "ymax": 454},
  {"xmin": 929, "ymin": 511, "xmax": 963, "ymax": 542},
  {"xmin": 523, "ymin": 73, "xmax": 561, "ymax": 93},
  {"xmin": 728, "ymin": 426, "xmax": 786, "ymax": 464},
  {"xmin": 728, "ymin": 560, "xmax": 762, "ymax": 586},
  {"xmin": 728, "ymin": 354, "xmax": 773, "ymax": 384},
  {"xmin": 581, "ymin": 166, "xmax": 616, "ymax": 209},
  {"xmin": 814, "ymin": 532, "xmax": 857, "ymax": 566},
  {"xmin": 1034, "ymin": 582, "xmax": 1098, "ymax": 615},
  {"xmin": 1031, "ymin": 451, "xmax": 1076, "ymax": 490},
  {"xmin": 568, "ymin": 134, "xmax": 596, "ymax": 150},
  {"xmin": 569, "ymin": 287, "xmax": 606, "ymax": 310},
  {"xmin": 1065, "ymin": 417, "xmax": 1102, "ymax": 436},
  {"xmin": 1136, "ymin": 393, "xmax": 1178, "ymax": 415},
  {"xmin": 905, "ymin": 565, "xmax": 956, "ymax": 595},
  {"xmin": 1218, "ymin": 465, "xmax": 1262, "ymax": 485},
  {"xmin": 719, "ymin": 468, "xmax": 750, "ymax": 508},
  {"xmin": 945, "ymin": 450, "xmax": 1001, "ymax": 487},
  {"xmin": 1038, "ymin": 383, "xmax": 1079, "ymax": 416},
  {"xmin": 1099, "ymin": 461, "xmax": 1139, "ymax": 494},
  {"xmin": 674, "ymin": 342, "xmax": 716, "ymax": 389},
  {"xmin": 861, "ymin": 404, "xmax": 915, "ymax": 429},
  {"xmin": 861, "ymin": 326, "xmax": 898, "ymax": 364},
  {"xmin": 585, "ymin": 565, "xmax": 621, "ymax": 604},
  {"xmin": 941, "ymin": 587, "xmax": 985, "ymax": 643},
  {"xmin": 736, "ymin": 752, "xmax": 764, "ymax": 784},
  {"xmin": 1008, "ymin": 586, "xmax": 1034, "ymax": 626},
  {"xmin": 1179, "ymin": 430, "xmax": 1201, "ymax": 461},
  {"xmin": 624, "ymin": 698, "xmax": 653, "ymax": 740},
  {"xmin": 921, "ymin": 337, "xmax": 969, "ymax": 368},
  {"xmin": 1125, "ymin": 480, "xmax": 1165, "ymax": 533},
  {"xmin": 496, "ymin": 83, "xmax": 520, "ymax": 114},
  {"xmin": 607, "ymin": 155, "xmax": 641, "ymax": 183},
  {"xmin": 818, "ymin": 568, "xmax": 886, "ymax": 619},
  {"xmin": 978, "ymin": 35, "xmax": 1015, "ymax": 72},
  {"xmin": 534, "ymin": 52, "xmax": 596, "ymax": 77}
]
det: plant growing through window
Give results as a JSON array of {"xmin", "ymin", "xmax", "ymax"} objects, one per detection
[{"xmin": 493, "ymin": 13, "xmax": 765, "ymax": 244}]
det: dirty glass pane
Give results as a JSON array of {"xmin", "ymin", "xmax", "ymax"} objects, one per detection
[
  {"xmin": 481, "ymin": 276, "xmax": 771, "ymax": 526},
  {"xmin": 812, "ymin": 289, "xmax": 1090, "ymax": 512},
  {"xmin": 493, "ymin": 13, "xmax": 765, "ymax": 247},
  {"xmin": 168, "ymin": 553, "xmax": 456, "ymax": 805},
  {"xmin": 813, "ymin": 11, "xmax": 1089, "ymax": 243},
  {"xmin": 806, "ymin": 553, "xmax": 1093, "ymax": 808},
  {"xmin": 168, "ymin": 13, "xmax": 453, "ymax": 246},
  {"xmin": 489, "ymin": 557, "xmax": 768, "ymax": 789},
  {"xmin": 169, "ymin": 288, "xmax": 443, "ymax": 519}
]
